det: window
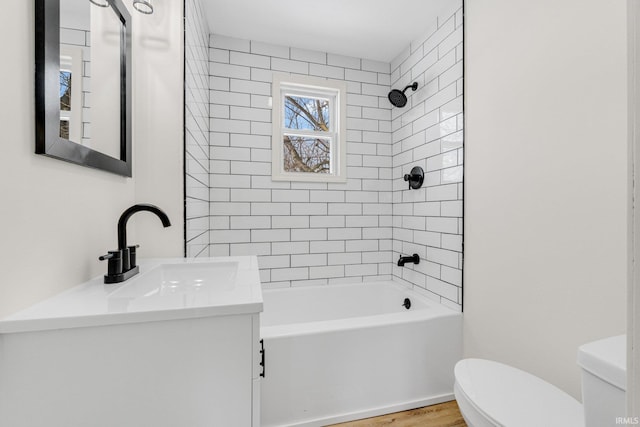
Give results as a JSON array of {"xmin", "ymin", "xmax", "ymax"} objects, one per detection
[{"xmin": 272, "ymin": 74, "xmax": 347, "ymax": 182}]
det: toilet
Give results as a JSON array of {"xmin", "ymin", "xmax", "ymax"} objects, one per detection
[
  {"xmin": 454, "ymin": 359, "xmax": 584, "ymax": 427},
  {"xmin": 577, "ymin": 334, "xmax": 626, "ymax": 427},
  {"xmin": 454, "ymin": 335, "xmax": 627, "ymax": 427}
]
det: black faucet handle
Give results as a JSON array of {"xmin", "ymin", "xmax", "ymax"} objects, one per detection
[
  {"xmin": 128, "ymin": 245, "xmax": 140, "ymax": 269},
  {"xmin": 403, "ymin": 173, "xmax": 412, "ymax": 189},
  {"xmin": 99, "ymin": 250, "xmax": 123, "ymax": 276}
]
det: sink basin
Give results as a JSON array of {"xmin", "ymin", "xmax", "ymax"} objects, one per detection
[
  {"xmin": 0, "ymin": 256, "xmax": 263, "ymax": 333},
  {"xmin": 114, "ymin": 261, "xmax": 239, "ymax": 296},
  {"xmin": 107, "ymin": 261, "xmax": 244, "ymax": 312}
]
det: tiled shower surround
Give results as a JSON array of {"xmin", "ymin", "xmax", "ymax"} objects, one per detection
[
  {"xmin": 184, "ymin": 0, "xmax": 211, "ymax": 258},
  {"xmin": 391, "ymin": 6, "xmax": 464, "ymax": 307},
  {"xmin": 185, "ymin": 1, "xmax": 463, "ymax": 309}
]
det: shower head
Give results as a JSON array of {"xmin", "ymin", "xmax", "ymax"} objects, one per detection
[{"xmin": 388, "ymin": 82, "xmax": 418, "ymax": 108}]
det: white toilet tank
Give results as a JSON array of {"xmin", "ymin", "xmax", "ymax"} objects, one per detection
[{"xmin": 577, "ymin": 335, "xmax": 626, "ymax": 427}]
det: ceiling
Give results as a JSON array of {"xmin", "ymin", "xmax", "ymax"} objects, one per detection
[{"xmin": 202, "ymin": 0, "xmax": 451, "ymax": 63}]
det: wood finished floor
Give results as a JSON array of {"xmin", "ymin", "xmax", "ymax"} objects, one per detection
[{"xmin": 329, "ymin": 401, "xmax": 467, "ymax": 427}]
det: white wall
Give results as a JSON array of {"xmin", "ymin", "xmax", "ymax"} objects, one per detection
[
  {"xmin": 464, "ymin": 0, "xmax": 628, "ymax": 398},
  {"xmin": 130, "ymin": 0, "xmax": 184, "ymax": 259},
  {"xmin": 629, "ymin": 0, "xmax": 640, "ymax": 414},
  {"xmin": 0, "ymin": 0, "xmax": 183, "ymax": 318},
  {"xmin": 130, "ymin": 0, "xmax": 185, "ymax": 258}
]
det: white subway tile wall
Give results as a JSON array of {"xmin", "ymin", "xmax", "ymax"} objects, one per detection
[
  {"xmin": 185, "ymin": 0, "xmax": 463, "ymax": 308},
  {"xmin": 391, "ymin": 2, "xmax": 463, "ymax": 310},
  {"xmin": 208, "ymin": 34, "xmax": 394, "ymax": 289},
  {"xmin": 185, "ymin": 0, "xmax": 211, "ymax": 257}
]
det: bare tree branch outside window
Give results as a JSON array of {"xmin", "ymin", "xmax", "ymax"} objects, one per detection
[
  {"xmin": 60, "ymin": 71, "xmax": 72, "ymax": 111},
  {"xmin": 60, "ymin": 71, "xmax": 72, "ymax": 139},
  {"xmin": 283, "ymin": 95, "xmax": 331, "ymax": 173}
]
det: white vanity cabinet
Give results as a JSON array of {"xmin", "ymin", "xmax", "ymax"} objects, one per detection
[{"xmin": 0, "ymin": 257, "xmax": 263, "ymax": 427}]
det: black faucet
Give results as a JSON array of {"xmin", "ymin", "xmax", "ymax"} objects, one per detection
[
  {"xmin": 398, "ymin": 253, "xmax": 420, "ymax": 266},
  {"xmin": 99, "ymin": 204, "xmax": 171, "ymax": 284}
]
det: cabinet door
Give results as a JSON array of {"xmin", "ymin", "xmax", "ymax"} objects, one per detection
[{"xmin": 0, "ymin": 315, "xmax": 255, "ymax": 427}]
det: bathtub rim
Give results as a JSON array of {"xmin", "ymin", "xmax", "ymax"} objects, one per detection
[{"xmin": 261, "ymin": 280, "xmax": 461, "ymax": 339}]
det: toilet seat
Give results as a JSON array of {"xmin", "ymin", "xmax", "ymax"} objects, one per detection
[{"xmin": 454, "ymin": 359, "xmax": 584, "ymax": 427}]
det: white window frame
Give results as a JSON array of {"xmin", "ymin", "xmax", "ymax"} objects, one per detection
[{"xmin": 272, "ymin": 73, "xmax": 347, "ymax": 183}]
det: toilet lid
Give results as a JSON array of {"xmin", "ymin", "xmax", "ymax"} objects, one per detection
[{"xmin": 454, "ymin": 359, "xmax": 584, "ymax": 427}]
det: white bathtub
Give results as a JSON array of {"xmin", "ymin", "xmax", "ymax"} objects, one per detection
[{"xmin": 260, "ymin": 280, "xmax": 462, "ymax": 427}]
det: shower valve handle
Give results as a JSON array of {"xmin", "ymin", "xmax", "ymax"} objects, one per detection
[
  {"xmin": 403, "ymin": 173, "xmax": 414, "ymax": 189},
  {"xmin": 403, "ymin": 166, "xmax": 424, "ymax": 190}
]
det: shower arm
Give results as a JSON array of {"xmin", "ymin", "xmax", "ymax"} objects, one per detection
[{"xmin": 402, "ymin": 83, "xmax": 417, "ymax": 94}]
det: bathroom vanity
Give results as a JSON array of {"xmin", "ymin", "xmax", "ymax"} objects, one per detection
[{"xmin": 0, "ymin": 257, "xmax": 263, "ymax": 427}]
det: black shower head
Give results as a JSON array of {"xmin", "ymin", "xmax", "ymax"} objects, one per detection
[{"xmin": 388, "ymin": 82, "xmax": 418, "ymax": 108}]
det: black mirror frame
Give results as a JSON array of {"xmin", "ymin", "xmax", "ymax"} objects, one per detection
[{"xmin": 35, "ymin": 0, "xmax": 132, "ymax": 177}]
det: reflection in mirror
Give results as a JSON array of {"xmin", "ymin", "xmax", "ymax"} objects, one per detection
[
  {"xmin": 35, "ymin": 0, "xmax": 132, "ymax": 176},
  {"xmin": 89, "ymin": 1, "xmax": 122, "ymax": 159},
  {"xmin": 59, "ymin": 0, "xmax": 121, "ymax": 159},
  {"xmin": 58, "ymin": 0, "xmax": 88, "ymax": 144},
  {"xmin": 59, "ymin": 52, "xmax": 79, "ymax": 141}
]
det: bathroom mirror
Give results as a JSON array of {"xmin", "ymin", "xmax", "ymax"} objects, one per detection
[{"xmin": 35, "ymin": 0, "xmax": 132, "ymax": 177}]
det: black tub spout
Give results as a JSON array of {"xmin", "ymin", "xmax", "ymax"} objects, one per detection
[{"xmin": 398, "ymin": 253, "xmax": 420, "ymax": 266}]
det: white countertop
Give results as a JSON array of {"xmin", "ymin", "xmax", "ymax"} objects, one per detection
[{"xmin": 0, "ymin": 256, "xmax": 263, "ymax": 334}]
